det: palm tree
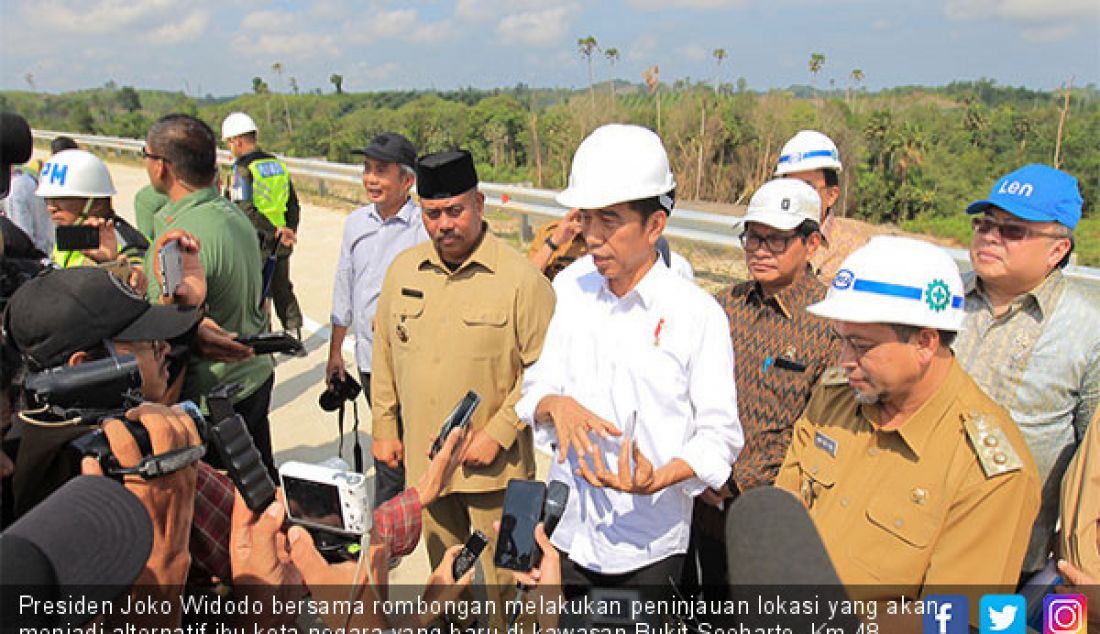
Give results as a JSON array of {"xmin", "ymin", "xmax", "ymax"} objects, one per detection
[
  {"xmin": 847, "ymin": 68, "xmax": 864, "ymax": 106},
  {"xmin": 329, "ymin": 73, "xmax": 344, "ymax": 95},
  {"xmin": 271, "ymin": 62, "xmax": 293, "ymax": 133},
  {"xmin": 808, "ymin": 52, "xmax": 826, "ymax": 95},
  {"xmin": 577, "ymin": 36, "xmax": 599, "ymax": 107},
  {"xmin": 289, "ymin": 77, "xmax": 299, "ymax": 95},
  {"xmin": 712, "ymin": 48, "xmax": 727, "ymax": 95},
  {"xmin": 604, "ymin": 47, "xmax": 620, "ymax": 100},
  {"xmin": 24, "ymin": 73, "xmax": 35, "ymax": 90}
]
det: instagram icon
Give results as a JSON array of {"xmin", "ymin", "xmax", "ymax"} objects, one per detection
[{"xmin": 1044, "ymin": 595, "xmax": 1087, "ymax": 634}]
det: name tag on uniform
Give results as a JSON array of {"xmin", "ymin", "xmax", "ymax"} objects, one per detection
[
  {"xmin": 401, "ymin": 287, "xmax": 423, "ymax": 298},
  {"xmin": 814, "ymin": 432, "xmax": 838, "ymax": 458}
]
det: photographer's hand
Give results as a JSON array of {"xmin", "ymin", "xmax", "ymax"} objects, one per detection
[
  {"xmin": 288, "ymin": 526, "xmax": 391, "ymax": 630},
  {"xmin": 195, "ymin": 318, "xmax": 254, "ymax": 362},
  {"xmin": 79, "ymin": 216, "xmax": 118, "ymax": 263},
  {"xmin": 82, "ymin": 403, "xmax": 201, "ymax": 626},
  {"xmin": 151, "ymin": 230, "xmax": 206, "ymax": 306},
  {"xmin": 326, "ymin": 325, "xmax": 349, "ymax": 389},
  {"xmin": 230, "ymin": 490, "xmax": 305, "ymax": 626},
  {"xmin": 417, "ymin": 428, "xmax": 466, "ymax": 507}
]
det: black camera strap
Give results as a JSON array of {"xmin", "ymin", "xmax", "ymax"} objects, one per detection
[
  {"xmin": 106, "ymin": 444, "xmax": 206, "ymax": 479},
  {"xmin": 336, "ymin": 400, "xmax": 364, "ymax": 474}
]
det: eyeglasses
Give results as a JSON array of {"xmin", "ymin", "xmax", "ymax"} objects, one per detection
[
  {"xmin": 971, "ymin": 216, "xmax": 1065, "ymax": 242},
  {"xmin": 740, "ymin": 231, "xmax": 801, "ymax": 253},
  {"xmin": 141, "ymin": 146, "xmax": 169, "ymax": 163}
]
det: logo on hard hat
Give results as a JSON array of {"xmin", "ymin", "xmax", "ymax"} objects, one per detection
[
  {"xmin": 833, "ymin": 269, "xmax": 855, "ymax": 290},
  {"xmin": 781, "ymin": 198, "xmax": 791, "ymax": 211},
  {"xmin": 924, "ymin": 279, "xmax": 951, "ymax": 312}
]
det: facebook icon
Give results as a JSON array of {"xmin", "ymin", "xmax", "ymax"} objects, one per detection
[{"xmin": 924, "ymin": 595, "xmax": 969, "ymax": 634}]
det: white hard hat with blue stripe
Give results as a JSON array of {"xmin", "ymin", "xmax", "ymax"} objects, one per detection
[
  {"xmin": 775, "ymin": 130, "xmax": 842, "ymax": 175},
  {"xmin": 807, "ymin": 236, "xmax": 965, "ymax": 331}
]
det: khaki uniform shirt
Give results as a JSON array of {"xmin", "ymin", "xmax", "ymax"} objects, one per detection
[
  {"xmin": 775, "ymin": 359, "xmax": 1040, "ymax": 599},
  {"xmin": 1061, "ymin": 408, "xmax": 1100, "ymax": 578},
  {"xmin": 371, "ymin": 229, "xmax": 555, "ymax": 494}
]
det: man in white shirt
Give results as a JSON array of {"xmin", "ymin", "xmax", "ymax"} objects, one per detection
[
  {"xmin": 517, "ymin": 124, "xmax": 743, "ymax": 591},
  {"xmin": 328, "ymin": 132, "xmax": 428, "ymax": 507}
]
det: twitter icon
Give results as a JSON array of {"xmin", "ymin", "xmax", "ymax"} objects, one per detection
[{"xmin": 981, "ymin": 595, "xmax": 1026, "ymax": 634}]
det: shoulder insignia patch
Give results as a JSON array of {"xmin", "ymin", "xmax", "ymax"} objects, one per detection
[
  {"xmin": 964, "ymin": 411, "xmax": 1023, "ymax": 478},
  {"xmin": 820, "ymin": 366, "xmax": 849, "ymax": 387}
]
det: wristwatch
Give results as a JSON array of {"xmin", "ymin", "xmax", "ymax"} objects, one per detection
[{"xmin": 544, "ymin": 236, "xmax": 560, "ymax": 251}]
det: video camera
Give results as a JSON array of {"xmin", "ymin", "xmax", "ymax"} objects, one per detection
[{"xmin": 18, "ymin": 353, "xmax": 276, "ymax": 512}]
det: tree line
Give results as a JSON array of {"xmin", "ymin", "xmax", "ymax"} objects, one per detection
[{"xmin": 2, "ymin": 76, "xmax": 1097, "ymax": 264}]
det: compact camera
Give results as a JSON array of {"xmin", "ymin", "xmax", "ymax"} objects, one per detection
[
  {"xmin": 279, "ymin": 459, "xmax": 374, "ymax": 536},
  {"xmin": 318, "ymin": 373, "xmax": 361, "ymax": 412}
]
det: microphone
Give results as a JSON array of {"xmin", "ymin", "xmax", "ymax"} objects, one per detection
[
  {"xmin": 724, "ymin": 487, "xmax": 859, "ymax": 632},
  {"xmin": 542, "ymin": 480, "xmax": 569, "ymax": 537}
]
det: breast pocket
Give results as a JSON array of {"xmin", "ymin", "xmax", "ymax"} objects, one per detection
[
  {"xmin": 850, "ymin": 492, "xmax": 939, "ymax": 583},
  {"xmin": 461, "ymin": 306, "xmax": 510, "ymax": 358},
  {"xmin": 795, "ymin": 450, "xmax": 837, "ymax": 509}
]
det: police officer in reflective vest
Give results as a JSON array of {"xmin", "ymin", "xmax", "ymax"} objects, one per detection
[{"xmin": 222, "ymin": 112, "xmax": 303, "ymax": 337}]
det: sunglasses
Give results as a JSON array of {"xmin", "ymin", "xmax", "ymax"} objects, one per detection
[
  {"xmin": 971, "ymin": 216, "xmax": 1065, "ymax": 242},
  {"xmin": 740, "ymin": 231, "xmax": 802, "ymax": 253},
  {"xmin": 141, "ymin": 146, "xmax": 170, "ymax": 163}
]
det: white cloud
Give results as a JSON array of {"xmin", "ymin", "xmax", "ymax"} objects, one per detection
[
  {"xmin": 496, "ymin": 5, "xmax": 579, "ymax": 47},
  {"xmin": 1021, "ymin": 24, "xmax": 1078, "ymax": 43},
  {"xmin": 626, "ymin": 33, "xmax": 659, "ymax": 62},
  {"xmin": 626, "ymin": 0, "xmax": 747, "ymax": 9},
  {"xmin": 678, "ymin": 44, "xmax": 710, "ymax": 62},
  {"xmin": 945, "ymin": 0, "xmax": 1097, "ymax": 20},
  {"xmin": 28, "ymin": 0, "xmax": 176, "ymax": 34},
  {"xmin": 369, "ymin": 8, "xmax": 419, "ymax": 33},
  {"xmin": 241, "ymin": 9, "xmax": 297, "ymax": 32},
  {"xmin": 872, "ymin": 18, "xmax": 893, "ymax": 30},
  {"xmin": 145, "ymin": 10, "xmax": 209, "ymax": 45},
  {"xmin": 457, "ymin": 0, "xmax": 546, "ymax": 20}
]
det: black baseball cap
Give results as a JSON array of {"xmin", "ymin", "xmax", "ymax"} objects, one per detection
[
  {"xmin": 0, "ymin": 476, "xmax": 153, "ymax": 627},
  {"xmin": 6, "ymin": 267, "xmax": 199, "ymax": 369},
  {"xmin": 351, "ymin": 132, "xmax": 417, "ymax": 168},
  {"xmin": 416, "ymin": 149, "xmax": 478, "ymax": 200}
]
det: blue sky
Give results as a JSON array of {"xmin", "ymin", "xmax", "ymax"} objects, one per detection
[{"xmin": 1, "ymin": 0, "xmax": 1096, "ymax": 96}]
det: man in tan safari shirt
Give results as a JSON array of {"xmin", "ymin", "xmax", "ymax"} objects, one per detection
[{"xmin": 371, "ymin": 149, "xmax": 555, "ymax": 607}]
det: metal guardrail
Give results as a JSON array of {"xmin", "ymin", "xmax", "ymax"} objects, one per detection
[{"xmin": 32, "ymin": 129, "xmax": 1100, "ymax": 284}]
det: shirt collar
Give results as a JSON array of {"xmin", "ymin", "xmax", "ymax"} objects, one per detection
[
  {"xmin": 746, "ymin": 264, "xmax": 820, "ymax": 319},
  {"xmin": 860, "ymin": 358, "xmax": 968, "ymax": 459},
  {"xmin": 420, "ymin": 223, "xmax": 498, "ymax": 275},
  {"xmin": 598, "ymin": 257, "xmax": 667, "ymax": 310},
  {"xmin": 967, "ymin": 268, "xmax": 1065, "ymax": 319},
  {"xmin": 167, "ymin": 186, "xmax": 219, "ymax": 218},
  {"xmin": 368, "ymin": 198, "xmax": 417, "ymax": 224}
]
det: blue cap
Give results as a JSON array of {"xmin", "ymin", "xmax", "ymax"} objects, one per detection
[{"xmin": 965, "ymin": 164, "xmax": 1082, "ymax": 230}]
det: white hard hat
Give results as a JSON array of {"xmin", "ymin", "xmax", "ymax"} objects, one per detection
[
  {"xmin": 807, "ymin": 236, "xmax": 964, "ymax": 331},
  {"xmin": 221, "ymin": 112, "xmax": 258, "ymax": 140},
  {"xmin": 775, "ymin": 130, "xmax": 842, "ymax": 175},
  {"xmin": 556, "ymin": 124, "xmax": 676, "ymax": 211},
  {"xmin": 35, "ymin": 149, "xmax": 116, "ymax": 198},
  {"xmin": 733, "ymin": 178, "xmax": 821, "ymax": 236}
]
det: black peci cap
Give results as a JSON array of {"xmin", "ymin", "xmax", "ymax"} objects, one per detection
[{"xmin": 416, "ymin": 149, "xmax": 478, "ymax": 200}]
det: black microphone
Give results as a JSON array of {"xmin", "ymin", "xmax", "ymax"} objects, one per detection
[
  {"xmin": 724, "ymin": 487, "xmax": 859, "ymax": 631},
  {"xmin": 542, "ymin": 480, "xmax": 569, "ymax": 537}
]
